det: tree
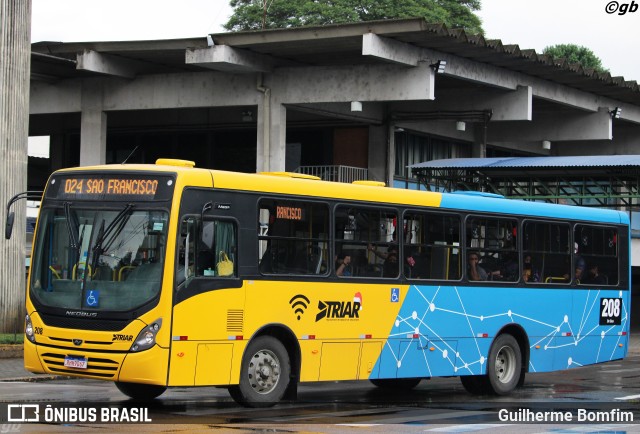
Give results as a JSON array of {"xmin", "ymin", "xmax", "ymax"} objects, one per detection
[
  {"xmin": 224, "ymin": 0, "xmax": 484, "ymax": 35},
  {"xmin": 543, "ymin": 44, "xmax": 608, "ymax": 74}
]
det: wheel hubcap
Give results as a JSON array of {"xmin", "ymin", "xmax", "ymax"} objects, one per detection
[
  {"xmin": 247, "ymin": 349, "xmax": 280, "ymax": 394},
  {"xmin": 494, "ymin": 345, "xmax": 516, "ymax": 384}
]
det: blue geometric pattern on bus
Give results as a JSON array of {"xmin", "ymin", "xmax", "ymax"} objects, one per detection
[{"xmin": 371, "ymin": 284, "xmax": 629, "ymax": 379}]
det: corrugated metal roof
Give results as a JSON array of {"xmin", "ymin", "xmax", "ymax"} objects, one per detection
[{"xmin": 410, "ymin": 155, "xmax": 640, "ymax": 170}]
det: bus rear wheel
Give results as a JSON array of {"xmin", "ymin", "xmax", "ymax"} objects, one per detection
[
  {"xmin": 228, "ymin": 336, "xmax": 291, "ymax": 408},
  {"xmin": 370, "ymin": 378, "xmax": 422, "ymax": 390},
  {"xmin": 486, "ymin": 333, "xmax": 522, "ymax": 395},
  {"xmin": 114, "ymin": 381, "xmax": 166, "ymax": 400}
]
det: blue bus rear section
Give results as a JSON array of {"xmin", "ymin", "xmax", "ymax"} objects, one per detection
[
  {"xmin": 441, "ymin": 193, "xmax": 628, "ymax": 225},
  {"xmin": 372, "ymin": 284, "xmax": 630, "ymax": 379}
]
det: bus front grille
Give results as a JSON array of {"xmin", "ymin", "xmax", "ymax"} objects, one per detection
[{"xmin": 41, "ymin": 352, "xmax": 120, "ymax": 378}]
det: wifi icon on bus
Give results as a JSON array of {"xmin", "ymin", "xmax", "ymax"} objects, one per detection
[{"xmin": 289, "ymin": 294, "xmax": 310, "ymax": 320}]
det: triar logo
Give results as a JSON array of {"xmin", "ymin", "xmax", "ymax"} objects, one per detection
[{"xmin": 316, "ymin": 293, "xmax": 362, "ymax": 322}]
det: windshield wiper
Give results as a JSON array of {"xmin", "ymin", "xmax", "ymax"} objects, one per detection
[
  {"xmin": 90, "ymin": 204, "xmax": 134, "ymax": 273},
  {"xmin": 63, "ymin": 202, "xmax": 79, "ymax": 252}
]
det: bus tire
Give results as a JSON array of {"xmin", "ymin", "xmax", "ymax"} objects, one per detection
[
  {"xmin": 460, "ymin": 375, "xmax": 491, "ymax": 395},
  {"xmin": 114, "ymin": 381, "xmax": 166, "ymax": 400},
  {"xmin": 228, "ymin": 336, "xmax": 291, "ymax": 408},
  {"xmin": 486, "ymin": 333, "xmax": 522, "ymax": 395},
  {"xmin": 369, "ymin": 378, "xmax": 421, "ymax": 390}
]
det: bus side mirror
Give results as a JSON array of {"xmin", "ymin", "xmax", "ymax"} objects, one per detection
[{"xmin": 5, "ymin": 211, "xmax": 15, "ymax": 240}]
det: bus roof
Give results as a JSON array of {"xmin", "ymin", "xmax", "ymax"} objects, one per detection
[
  {"xmin": 51, "ymin": 163, "xmax": 627, "ymax": 225},
  {"xmin": 208, "ymin": 170, "xmax": 626, "ymax": 225}
]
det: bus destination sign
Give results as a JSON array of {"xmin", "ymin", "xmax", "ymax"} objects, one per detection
[
  {"xmin": 48, "ymin": 174, "xmax": 174, "ymax": 201},
  {"xmin": 64, "ymin": 178, "xmax": 158, "ymax": 197}
]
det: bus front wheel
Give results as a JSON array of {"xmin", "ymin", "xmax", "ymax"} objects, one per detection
[
  {"xmin": 486, "ymin": 333, "xmax": 522, "ymax": 395},
  {"xmin": 114, "ymin": 381, "xmax": 166, "ymax": 400},
  {"xmin": 228, "ymin": 336, "xmax": 291, "ymax": 407},
  {"xmin": 460, "ymin": 375, "xmax": 491, "ymax": 395}
]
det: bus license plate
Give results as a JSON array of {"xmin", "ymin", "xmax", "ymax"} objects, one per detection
[{"xmin": 64, "ymin": 356, "xmax": 88, "ymax": 369}]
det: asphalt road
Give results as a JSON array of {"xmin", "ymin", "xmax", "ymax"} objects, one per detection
[{"xmin": 1, "ymin": 353, "xmax": 639, "ymax": 432}]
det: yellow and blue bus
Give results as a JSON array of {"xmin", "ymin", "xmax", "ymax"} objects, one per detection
[{"xmin": 12, "ymin": 159, "xmax": 631, "ymax": 407}]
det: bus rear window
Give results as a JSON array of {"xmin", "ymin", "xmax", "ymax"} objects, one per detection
[{"xmin": 575, "ymin": 225, "xmax": 618, "ymax": 286}]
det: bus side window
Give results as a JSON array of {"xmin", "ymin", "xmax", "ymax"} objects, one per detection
[
  {"xmin": 258, "ymin": 200, "xmax": 329, "ymax": 276},
  {"xmin": 177, "ymin": 217, "xmax": 238, "ymax": 286},
  {"xmin": 522, "ymin": 220, "xmax": 570, "ymax": 284},
  {"xmin": 403, "ymin": 212, "xmax": 461, "ymax": 280},
  {"xmin": 465, "ymin": 216, "xmax": 517, "ymax": 282},
  {"xmin": 576, "ymin": 225, "xmax": 618, "ymax": 286},
  {"xmin": 202, "ymin": 220, "xmax": 237, "ymax": 277}
]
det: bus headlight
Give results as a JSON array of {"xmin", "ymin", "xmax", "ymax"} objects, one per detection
[
  {"xmin": 130, "ymin": 319, "xmax": 162, "ymax": 352},
  {"xmin": 25, "ymin": 314, "xmax": 36, "ymax": 343}
]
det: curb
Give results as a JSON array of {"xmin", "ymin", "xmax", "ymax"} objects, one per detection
[
  {"xmin": 0, "ymin": 345, "xmax": 22, "ymax": 359},
  {"xmin": 1, "ymin": 375, "xmax": 66, "ymax": 383}
]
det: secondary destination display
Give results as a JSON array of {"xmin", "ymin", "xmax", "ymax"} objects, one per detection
[{"xmin": 47, "ymin": 173, "xmax": 175, "ymax": 201}]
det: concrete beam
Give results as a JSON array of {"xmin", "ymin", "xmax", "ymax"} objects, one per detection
[
  {"xmin": 101, "ymin": 71, "xmax": 260, "ymax": 110},
  {"xmin": 186, "ymin": 45, "xmax": 275, "ymax": 73},
  {"xmin": 419, "ymin": 47, "xmax": 640, "ymax": 125},
  {"xmin": 30, "ymin": 80, "xmax": 81, "ymax": 114},
  {"xmin": 274, "ymin": 62, "xmax": 434, "ymax": 103},
  {"xmin": 362, "ymin": 33, "xmax": 421, "ymax": 66},
  {"xmin": 77, "ymin": 49, "xmax": 137, "ymax": 78},
  {"xmin": 287, "ymin": 102, "xmax": 385, "ymax": 125},
  {"xmin": 30, "ymin": 71, "xmax": 262, "ymax": 113},
  {"xmin": 488, "ymin": 107, "xmax": 612, "ymax": 142},
  {"xmin": 433, "ymin": 86, "xmax": 532, "ymax": 121},
  {"xmin": 552, "ymin": 123, "xmax": 640, "ymax": 155}
]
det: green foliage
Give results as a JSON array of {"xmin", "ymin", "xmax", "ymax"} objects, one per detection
[
  {"xmin": 0, "ymin": 333, "xmax": 23, "ymax": 344},
  {"xmin": 543, "ymin": 44, "xmax": 608, "ymax": 74},
  {"xmin": 224, "ymin": 0, "xmax": 484, "ymax": 35}
]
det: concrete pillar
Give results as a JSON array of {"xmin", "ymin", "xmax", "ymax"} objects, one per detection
[
  {"xmin": 0, "ymin": 0, "xmax": 31, "ymax": 333},
  {"xmin": 472, "ymin": 123, "xmax": 487, "ymax": 158},
  {"xmin": 80, "ymin": 80, "xmax": 106, "ymax": 166},
  {"xmin": 49, "ymin": 134, "xmax": 65, "ymax": 171},
  {"xmin": 367, "ymin": 125, "xmax": 387, "ymax": 183},
  {"xmin": 387, "ymin": 124, "xmax": 396, "ymax": 187},
  {"xmin": 267, "ymin": 100, "xmax": 287, "ymax": 172}
]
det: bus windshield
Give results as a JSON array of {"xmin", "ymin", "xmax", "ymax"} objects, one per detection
[{"xmin": 29, "ymin": 205, "xmax": 169, "ymax": 312}]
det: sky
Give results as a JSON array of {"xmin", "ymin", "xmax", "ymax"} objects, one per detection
[{"xmin": 31, "ymin": 0, "xmax": 639, "ymax": 80}]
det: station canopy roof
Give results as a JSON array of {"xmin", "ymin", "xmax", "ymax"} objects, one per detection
[
  {"xmin": 411, "ymin": 155, "xmax": 640, "ymax": 174},
  {"xmin": 410, "ymin": 155, "xmax": 640, "ymax": 208}
]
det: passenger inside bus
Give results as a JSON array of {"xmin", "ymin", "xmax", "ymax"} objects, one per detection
[
  {"xmin": 582, "ymin": 263, "xmax": 607, "ymax": 285},
  {"xmin": 467, "ymin": 252, "xmax": 502, "ymax": 281},
  {"xmin": 522, "ymin": 254, "xmax": 540, "ymax": 282},
  {"xmin": 367, "ymin": 244, "xmax": 399, "ymax": 277},
  {"xmin": 336, "ymin": 253, "xmax": 352, "ymax": 276},
  {"xmin": 467, "ymin": 252, "xmax": 487, "ymax": 281}
]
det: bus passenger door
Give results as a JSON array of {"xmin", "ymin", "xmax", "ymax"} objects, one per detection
[{"xmin": 170, "ymin": 214, "xmax": 241, "ymax": 387}]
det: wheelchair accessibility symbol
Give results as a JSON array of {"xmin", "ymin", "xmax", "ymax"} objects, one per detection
[
  {"xmin": 85, "ymin": 290, "xmax": 100, "ymax": 307},
  {"xmin": 391, "ymin": 288, "xmax": 400, "ymax": 303}
]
